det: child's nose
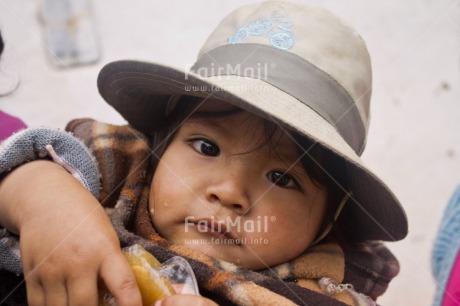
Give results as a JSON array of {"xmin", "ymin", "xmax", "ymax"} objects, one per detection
[{"xmin": 205, "ymin": 170, "xmax": 251, "ymax": 214}]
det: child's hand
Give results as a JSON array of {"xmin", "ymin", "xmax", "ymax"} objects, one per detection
[
  {"xmin": 154, "ymin": 294, "xmax": 218, "ymax": 306},
  {"xmin": 0, "ymin": 160, "xmax": 142, "ymax": 306}
]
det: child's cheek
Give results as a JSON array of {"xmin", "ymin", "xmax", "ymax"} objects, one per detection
[{"xmin": 148, "ymin": 177, "xmax": 178, "ymax": 235}]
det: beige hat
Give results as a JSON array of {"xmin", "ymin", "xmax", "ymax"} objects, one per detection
[{"xmin": 97, "ymin": 1, "xmax": 408, "ymax": 242}]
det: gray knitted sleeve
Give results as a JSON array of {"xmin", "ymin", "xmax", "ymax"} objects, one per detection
[
  {"xmin": 0, "ymin": 127, "xmax": 101, "ymax": 275},
  {"xmin": 0, "ymin": 127, "xmax": 100, "ymax": 197}
]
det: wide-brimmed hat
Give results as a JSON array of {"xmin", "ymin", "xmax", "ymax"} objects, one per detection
[{"xmin": 97, "ymin": 1, "xmax": 408, "ymax": 242}]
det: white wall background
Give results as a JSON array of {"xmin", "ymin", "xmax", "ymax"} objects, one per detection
[{"xmin": 0, "ymin": 1, "xmax": 459, "ymax": 305}]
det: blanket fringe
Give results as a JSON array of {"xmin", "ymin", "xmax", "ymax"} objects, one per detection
[{"xmin": 318, "ymin": 277, "xmax": 377, "ymax": 306}]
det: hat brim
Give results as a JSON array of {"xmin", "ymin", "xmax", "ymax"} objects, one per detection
[{"xmin": 97, "ymin": 60, "xmax": 408, "ymax": 242}]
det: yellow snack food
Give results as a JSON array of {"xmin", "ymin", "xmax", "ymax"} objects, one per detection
[
  {"xmin": 100, "ymin": 245, "xmax": 176, "ymax": 306},
  {"xmin": 123, "ymin": 245, "xmax": 162, "ymax": 269},
  {"xmin": 127, "ymin": 250, "xmax": 175, "ymax": 305}
]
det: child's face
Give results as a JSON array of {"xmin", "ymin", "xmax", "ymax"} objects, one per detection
[{"xmin": 149, "ymin": 99, "xmax": 327, "ymax": 270}]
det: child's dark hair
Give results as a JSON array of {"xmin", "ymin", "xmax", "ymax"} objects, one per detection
[
  {"xmin": 149, "ymin": 95, "xmax": 349, "ymax": 243},
  {"xmin": 0, "ymin": 31, "xmax": 4, "ymax": 58}
]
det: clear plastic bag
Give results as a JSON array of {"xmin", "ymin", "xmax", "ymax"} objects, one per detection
[{"xmin": 100, "ymin": 244, "xmax": 199, "ymax": 306}]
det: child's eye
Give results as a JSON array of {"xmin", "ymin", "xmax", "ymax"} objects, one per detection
[
  {"xmin": 190, "ymin": 138, "xmax": 220, "ymax": 156},
  {"xmin": 267, "ymin": 170, "xmax": 298, "ymax": 188}
]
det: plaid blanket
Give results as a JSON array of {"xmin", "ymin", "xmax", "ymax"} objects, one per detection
[
  {"xmin": 0, "ymin": 119, "xmax": 400, "ymax": 305},
  {"xmin": 67, "ymin": 119, "xmax": 399, "ymax": 306}
]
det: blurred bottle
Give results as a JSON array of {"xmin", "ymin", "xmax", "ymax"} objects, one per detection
[{"xmin": 38, "ymin": 0, "xmax": 100, "ymax": 68}]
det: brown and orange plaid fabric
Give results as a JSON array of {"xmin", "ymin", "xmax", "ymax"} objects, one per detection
[{"xmin": 65, "ymin": 118, "xmax": 400, "ymax": 306}]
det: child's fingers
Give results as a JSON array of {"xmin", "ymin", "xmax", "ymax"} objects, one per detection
[
  {"xmin": 24, "ymin": 277, "xmax": 45, "ymax": 306},
  {"xmin": 100, "ymin": 252, "xmax": 142, "ymax": 306},
  {"xmin": 42, "ymin": 279, "xmax": 68, "ymax": 306},
  {"xmin": 154, "ymin": 294, "xmax": 219, "ymax": 306},
  {"xmin": 67, "ymin": 275, "xmax": 99, "ymax": 306}
]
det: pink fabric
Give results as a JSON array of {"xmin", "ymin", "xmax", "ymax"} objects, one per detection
[
  {"xmin": 443, "ymin": 250, "xmax": 460, "ymax": 306},
  {"xmin": 0, "ymin": 110, "xmax": 27, "ymax": 141}
]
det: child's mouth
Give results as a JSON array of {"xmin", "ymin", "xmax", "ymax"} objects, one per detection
[{"xmin": 193, "ymin": 218, "xmax": 240, "ymax": 242}]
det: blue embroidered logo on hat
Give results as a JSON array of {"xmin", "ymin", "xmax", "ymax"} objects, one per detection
[{"xmin": 228, "ymin": 11, "xmax": 295, "ymax": 50}]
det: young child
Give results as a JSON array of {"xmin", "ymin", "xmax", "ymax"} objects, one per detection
[{"xmin": 0, "ymin": 1, "xmax": 408, "ymax": 305}]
